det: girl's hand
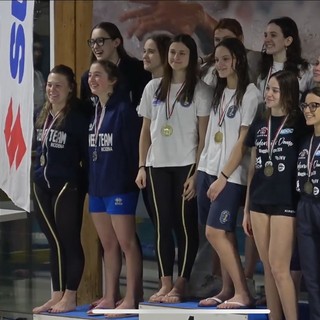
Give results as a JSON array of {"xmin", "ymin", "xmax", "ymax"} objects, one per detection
[
  {"xmin": 183, "ymin": 175, "xmax": 196, "ymax": 201},
  {"xmin": 206, "ymin": 176, "xmax": 226, "ymax": 201},
  {"xmin": 135, "ymin": 167, "xmax": 146, "ymax": 189},
  {"xmin": 242, "ymin": 210, "xmax": 253, "ymax": 237}
]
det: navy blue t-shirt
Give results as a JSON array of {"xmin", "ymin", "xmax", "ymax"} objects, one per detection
[
  {"xmin": 296, "ymin": 134, "xmax": 320, "ymax": 198},
  {"xmin": 246, "ymin": 114, "xmax": 303, "ymax": 208}
]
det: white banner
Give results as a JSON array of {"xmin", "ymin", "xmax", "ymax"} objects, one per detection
[{"xmin": 0, "ymin": 0, "xmax": 35, "ymax": 212}]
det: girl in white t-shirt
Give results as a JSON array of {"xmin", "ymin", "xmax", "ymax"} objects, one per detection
[
  {"xmin": 257, "ymin": 16, "xmax": 313, "ymax": 98},
  {"xmin": 197, "ymin": 37, "xmax": 260, "ymax": 309},
  {"xmin": 136, "ymin": 34, "xmax": 212, "ymax": 303}
]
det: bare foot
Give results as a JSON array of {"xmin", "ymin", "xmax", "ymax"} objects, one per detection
[
  {"xmin": 49, "ymin": 298, "xmax": 76, "ymax": 313},
  {"xmin": 33, "ymin": 292, "xmax": 64, "ymax": 314},
  {"xmin": 104, "ymin": 300, "xmax": 138, "ymax": 318},
  {"xmin": 87, "ymin": 298, "xmax": 115, "ymax": 314}
]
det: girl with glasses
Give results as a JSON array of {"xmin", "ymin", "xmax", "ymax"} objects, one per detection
[
  {"xmin": 296, "ymin": 86, "xmax": 320, "ymax": 320},
  {"xmin": 80, "ymin": 22, "xmax": 151, "ymax": 109}
]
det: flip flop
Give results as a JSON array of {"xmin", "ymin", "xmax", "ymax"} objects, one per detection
[
  {"xmin": 198, "ymin": 296, "xmax": 223, "ymax": 307},
  {"xmin": 217, "ymin": 300, "xmax": 253, "ymax": 309}
]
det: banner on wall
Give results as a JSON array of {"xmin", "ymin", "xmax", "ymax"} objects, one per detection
[{"xmin": 0, "ymin": 0, "xmax": 35, "ymax": 212}]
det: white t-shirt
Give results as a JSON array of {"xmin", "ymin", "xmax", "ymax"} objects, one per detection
[
  {"xmin": 257, "ymin": 62, "xmax": 314, "ymax": 98},
  {"xmin": 198, "ymin": 83, "xmax": 261, "ymax": 185},
  {"xmin": 138, "ymin": 78, "xmax": 212, "ymax": 167}
]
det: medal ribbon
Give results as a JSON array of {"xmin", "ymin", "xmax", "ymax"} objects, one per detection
[
  {"xmin": 267, "ymin": 115, "xmax": 289, "ymax": 161},
  {"xmin": 307, "ymin": 135, "xmax": 320, "ymax": 179},
  {"xmin": 262, "ymin": 67, "xmax": 273, "ymax": 98},
  {"xmin": 217, "ymin": 91, "xmax": 236, "ymax": 127},
  {"xmin": 41, "ymin": 110, "xmax": 62, "ymax": 150},
  {"xmin": 94, "ymin": 100, "xmax": 107, "ymax": 147},
  {"xmin": 165, "ymin": 82, "xmax": 185, "ymax": 121}
]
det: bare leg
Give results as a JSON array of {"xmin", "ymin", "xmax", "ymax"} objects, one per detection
[
  {"xmin": 91, "ymin": 213, "xmax": 122, "ymax": 310},
  {"xmin": 206, "ymin": 226, "xmax": 253, "ymax": 309},
  {"xmin": 112, "ymin": 215, "xmax": 142, "ymax": 309}
]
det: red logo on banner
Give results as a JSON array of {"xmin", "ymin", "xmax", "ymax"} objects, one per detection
[{"xmin": 4, "ymin": 98, "xmax": 27, "ymax": 169}]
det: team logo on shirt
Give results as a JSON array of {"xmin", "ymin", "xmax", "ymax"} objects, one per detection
[
  {"xmin": 314, "ymin": 187, "xmax": 319, "ymax": 196},
  {"xmin": 219, "ymin": 210, "xmax": 230, "ymax": 224},
  {"xmin": 278, "ymin": 163, "xmax": 285, "ymax": 172},
  {"xmin": 298, "ymin": 149, "xmax": 308, "ymax": 159},
  {"xmin": 226, "ymin": 105, "xmax": 237, "ymax": 118},
  {"xmin": 257, "ymin": 127, "xmax": 268, "ymax": 136},
  {"xmin": 280, "ymin": 128, "xmax": 294, "ymax": 135},
  {"xmin": 152, "ymin": 96, "xmax": 162, "ymax": 106},
  {"xmin": 115, "ymin": 197, "xmax": 123, "ymax": 206}
]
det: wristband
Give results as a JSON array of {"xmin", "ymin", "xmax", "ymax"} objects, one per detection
[
  {"xmin": 139, "ymin": 165, "xmax": 146, "ymax": 170},
  {"xmin": 221, "ymin": 171, "xmax": 229, "ymax": 180}
]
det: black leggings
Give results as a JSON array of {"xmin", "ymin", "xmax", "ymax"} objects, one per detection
[
  {"xmin": 147, "ymin": 165, "xmax": 199, "ymax": 280},
  {"xmin": 33, "ymin": 182, "xmax": 85, "ymax": 291}
]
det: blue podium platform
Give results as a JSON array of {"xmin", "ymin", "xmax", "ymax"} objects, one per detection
[{"xmin": 32, "ymin": 301, "xmax": 309, "ymax": 320}]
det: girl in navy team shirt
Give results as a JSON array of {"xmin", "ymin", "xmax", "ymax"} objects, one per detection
[
  {"xmin": 296, "ymin": 87, "xmax": 320, "ymax": 320},
  {"xmin": 243, "ymin": 70, "xmax": 306, "ymax": 320},
  {"xmin": 33, "ymin": 65, "xmax": 88, "ymax": 314},
  {"xmin": 87, "ymin": 60, "xmax": 142, "ymax": 311}
]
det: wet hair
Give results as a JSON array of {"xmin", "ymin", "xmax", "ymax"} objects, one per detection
[
  {"xmin": 264, "ymin": 70, "xmax": 300, "ymax": 126},
  {"xmin": 213, "ymin": 18, "xmax": 243, "ymax": 40},
  {"xmin": 212, "ymin": 37, "xmax": 249, "ymax": 112},
  {"xmin": 146, "ymin": 33, "xmax": 171, "ymax": 65},
  {"xmin": 260, "ymin": 16, "xmax": 309, "ymax": 80},
  {"xmin": 36, "ymin": 64, "xmax": 77, "ymax": 128},
  {"xmin": 89, "ymin": 22, "xmax": 129, "ymax": 63},
  {"xmin": 156, "ymin": 34, "xmax": 198, "ymax": 103}
]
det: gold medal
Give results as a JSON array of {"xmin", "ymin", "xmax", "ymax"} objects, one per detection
[
  {"xmin": 40, "ymin": 154, "xmax": 46, "ymax": 167},
  {"xmin": 264, "ymin": 165, "xmax": 274, "ymax": 177},
  {"xmin": 161, "ymin": 124, "xmax": 173, "ymax": 137},
  {"xmin": 304, "ymin": 181, "xmax": 313, "ymax": 195},
  {"xmin": 214, "ymin": 131, "xmax": 223, "ymax": 143}
]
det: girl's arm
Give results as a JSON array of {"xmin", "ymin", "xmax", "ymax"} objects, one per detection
[
  {"xmin": 243, "ymin": 147, "xmax": 256, "ymax": 237},
  {"xmin": 207, "ymin": 125, "xmax": 249, "ymax": 201},
  {"xmin": 183, "ymin": 115, "xmax": 209, "ymax": 200},
  {"xmin": 135, "ymin": 117, "xmax": 151, "ymax": 189}
]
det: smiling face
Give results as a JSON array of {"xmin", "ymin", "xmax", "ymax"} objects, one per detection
[
  {"xmin": 264, "ymin": 76, "xmax": 282, "ymax": 111},
  {"xmin": 302, "ymin": 93, "xmax": 320, "ymax": 127},
  {"xmin": 168, "ymin": 42, "xmax": 190, "ymax": 72},
  {"xmin": 214, "ymin": 45, "xmax": 236, "ymax": 79},
  {"xmin": 90, "ymin": 28, "xmax": 119, "ymax": 62},
  {"xmin": 88, "ymin": 63, "xmax": 116, "ymax": 98},
  {"xmin": 143, "ymin": 39, "xmax": 162, "ymax": 74},
  {"xmin": 264, "ymin": 23, "xmax": 292, "ymax": 57},
  {"xmin": 46, "ymin": 73, "xmax": 71, "ymax": 109}
]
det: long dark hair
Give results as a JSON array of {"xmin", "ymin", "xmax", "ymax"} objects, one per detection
[
  {"xmin": 36, "ymin": 64, "xmax": 77, "ymax": 128},
  {"xmin": 264, "ymin": 70, "xmax": 300, "ymax": 126},
  {"xmin": 260, "ymin": 17, "xmax": 309, "ymax": 80},
  {"xmin": 146, "ymin": 33, "xmax": 171, "ymax": 65},
  {"xmin": 89, "ymin": 22, "xmax": 129, "ymax": 63},
  {"xmin": 212, "ymin": 37, "xmax": 249, "ymax": 112},
  {"xmin": 156, "ymin": 34, "xmax": 198, "ymax": 103}
]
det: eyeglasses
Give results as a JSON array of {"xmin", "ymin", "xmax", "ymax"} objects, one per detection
[
  {"xmin": 87, "ymin": 37, "xmax": 112, "ymax": 48},
  {"xmin": 300, "ymin": 102, "xmax": 320, "ymax": 113}
]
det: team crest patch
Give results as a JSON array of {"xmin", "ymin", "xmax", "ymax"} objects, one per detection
[
  {"xmin": 219, "ymin": 210, "xmax": 230, "ymax": 224},
  {"xmin": 227, "ymin": 105, "xmax": 237, "ymax": 118}
]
